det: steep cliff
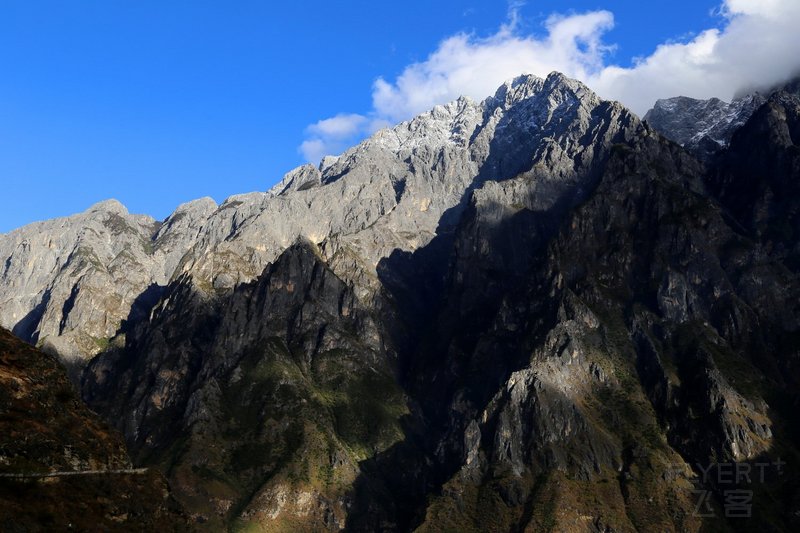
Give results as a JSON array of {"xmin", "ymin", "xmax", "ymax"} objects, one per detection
[
  {"xmin": 0, "ymin": 197, "xmax": 216, "ymax": 379},
  {"xmin": 83, "ymin": 241, "xmax": 408, "ymax": 530}
]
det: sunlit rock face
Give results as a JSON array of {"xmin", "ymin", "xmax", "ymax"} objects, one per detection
[{"xmin": 0, "ymin": 72, "xmax": 637, "ymax": 372}]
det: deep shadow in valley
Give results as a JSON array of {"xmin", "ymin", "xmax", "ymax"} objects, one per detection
[{"xmin": 347, "ymin": 106, "xmax": 625, "ymax": 531}]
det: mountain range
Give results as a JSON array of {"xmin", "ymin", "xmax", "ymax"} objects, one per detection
[{"xmin": 1, "ymin": 72, "xmax": 799, "ymax": 531}]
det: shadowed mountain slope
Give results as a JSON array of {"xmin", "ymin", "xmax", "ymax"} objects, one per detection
[{"xmin": 0, "ymin": 327, "xmax": 189, "ymax": 531}]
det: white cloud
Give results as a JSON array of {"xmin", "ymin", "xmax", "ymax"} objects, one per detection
[
  {"xmin": 299, "ymin": 113, "xmax": 371, "ymax": 161},
  {"xmin": 372, "ymin": 10, "xmax": 614, "ymax": 123},
  {"xmin": 299, "ymin": 0, "xmax": 800, "ymax": 162},
  {"xmin": 298, "ymin": 139, "xmax": 329, "ymax": 164},
  {"xmin": 593, "ymin": 0, "xmax": 800, "ymax": 112},
  {"xmin": 307, "ymin": 113, "xmax": 368, "ymax": 138},
  {"xmin": 723, "ymin": 0, "xmax": 785, "ymax": 17}
]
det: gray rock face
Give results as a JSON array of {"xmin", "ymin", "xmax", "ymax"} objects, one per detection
[
  {"xmin": 0, "ymin": 198, "xmax": 215, "ymax": 376},
  {"xmin": 0, "ymin": 200, "xmax": 163, "ymax": 369},
  {"xmin": 397, "ymin": 118, "xmax": 798, "ymax": 532},
  {"xmin": 152, "ymin": 196, "xmax": 218, "ymax": 280},
  {"xmin": 644, "ymin": 93, "xmax": 765, "ymax": 159},
  {"xmin": 267, "ymin": 163, "xmax": 322, "ymax": 196},
  {"xmin": 179, "ymin": 72, "xmax": 638, "ymax": 297},
  {"xmin": 0, "ymin": 72, "xmax": 639, "ymax": 370},
  {"xmin": 83, "ymin": 240, "xmax": 406, "ymax": 530}
]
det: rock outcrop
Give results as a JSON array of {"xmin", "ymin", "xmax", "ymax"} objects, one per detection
[
  {"xmin": 644, "ymin": 93, "xmax": 765, "ymax": 159},
  {"xmin": 404, "ymin": 126, "xmax": 794, "ymax": 532},
  {"xmin": 82, "ymin": 241, "xmax": 408, "ymax": 530},
  {"xmin": 0, "ymin": 197, "xmax": 216, "ymax": 379}
]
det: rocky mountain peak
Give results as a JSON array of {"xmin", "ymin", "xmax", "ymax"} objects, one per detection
[
  {"xmin": 0, "ymin": 72, "xmax": 640, "ymax": 371},
  {"xmin": 156, "ymin": 197, "xmax": 217, "ymax": 235},
  {"xmin": 489, "ymin": 71, "xmax": 601, "ymax": 113},
  {"xmin": 85, "ymin": 198, "xmax": 129, "ymax": 216},
  {"xmin": 490, "ymin": 73, "xmax": 545, "ymax": 108},
  {"xmin": 172, "ymin": 196, "xmax": 218, "ymax": 215},
  {"xmin": 644, "ymin": 92, "xmax": 766, "ymax": 159},
  {"xmin": 268, "ymin": 163, "xmax": 322, "ymax": 196}
]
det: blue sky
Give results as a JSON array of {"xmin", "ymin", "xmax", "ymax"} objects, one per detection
[{"xmin": 2, "ymin": 0, "xmax": 797, "ymax": 232}]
